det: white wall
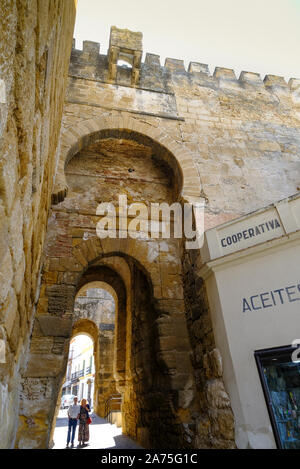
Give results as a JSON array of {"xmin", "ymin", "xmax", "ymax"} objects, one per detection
[{"xmin": 205, "ymin": 235, "xmax": 300, "ymax": 448}]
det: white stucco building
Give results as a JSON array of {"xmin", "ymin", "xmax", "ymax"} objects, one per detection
[
  {"xmin": 200, "ymin": 192, "xmax": 300, "ymax": 449},
  {"xmin": 62, "ymin": 335, "xmax": 95, "ymax": 407}
]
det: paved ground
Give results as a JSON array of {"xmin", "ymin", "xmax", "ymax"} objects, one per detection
[{"xmin": 53, "ymin": 409, "xmax": 142, "ymax": 449}]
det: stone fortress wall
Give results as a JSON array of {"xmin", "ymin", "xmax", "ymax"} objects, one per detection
[
  {"xmin": 0, "ymin": 0, "xmax": 76, "ymax": 449},
  {"xmin": 24, "ymin": 26, "xmax": 298, "ymax": 449},
  {"xmin": 60, "ymin": 28, "xmax": 300, "ymax": 229},
  {"xmin": 0, "ymin": 10, "xmax": 299, "ymax": 449}
]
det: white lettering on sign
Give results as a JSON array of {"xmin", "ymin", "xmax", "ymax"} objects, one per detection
[
  {"xmin": 242, "ymin": 283, "xmax": 300, "ymax": 313},
  {"xmin": 221, "ymin": 218, "xmax": 281, "ymax": 248}
]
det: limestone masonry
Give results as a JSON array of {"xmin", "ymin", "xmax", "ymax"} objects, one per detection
[
  {"xmin": 0, "ymin": 9, "xmax": 299, "ymax": 449},
  {"xmin": 0, "ymin": 0, "xmax": 76, "ymax": 448}
]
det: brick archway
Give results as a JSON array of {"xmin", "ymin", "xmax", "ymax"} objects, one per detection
[
  {"xmin": 71, "ymin": 236, "xmax": 183, "ymax": 302},
  {"xmin": 52, "ymin": 115, "xmax": 202, "ymax": 204},
  {"xmin": 48, "ymin": 319, "xmax": 99, "ymax": 446},
  {"xmin": 16, "ymin": 233, "xmax": 194, "ymax": 449},
  {"xmin": 76, "ymin": 281, "xmax": 118, "ymax": 306}
]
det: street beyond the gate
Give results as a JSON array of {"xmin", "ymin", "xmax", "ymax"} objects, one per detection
[{"xmin": 53, "ymin": 409, "xmax": 142, "ymax": 449}]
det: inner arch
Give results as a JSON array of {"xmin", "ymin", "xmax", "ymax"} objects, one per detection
[
  {"xmin": 52, "ymin": 121, "xmax": 203, "ymax": 205},
  {"xmin": 65, "ymin": 129, "xmax": 182, "ymax": 198}
]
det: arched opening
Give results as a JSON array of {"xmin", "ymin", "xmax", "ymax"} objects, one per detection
[
  {"xmin": 71, "ymin": 259, "xmax": 179, "ymax": 448},
  {"xmin": 17, "ymin": 128, "xmax": 201, "ymax": 449},
  {"xmin": 73, "ymin": 284, "xmax": 117, "ymax": 417},
  {"xmin": 64, "ymin": 131, "xmax": 178, "ymax": 209},
  {"xmin": 117, "ymin": 59, "xmax": 132, "ymax": 68},
  {"xmin": 45, "ymin": 254, "xmax": 186, "ymax": 449},
  {"xmin": 52, "ymin": 333, "xmax": 95, "ymax": 448},
  {"xmin": 51, "ymin": 122, "xmax": 204, "ymax": 206},
  {"xmin": 49, "ymin": 281, "xmax": 118, "ymax": 447},
  {"xmin": 62, "ymin": 334, "xmax": 95, "ymax": 406}
]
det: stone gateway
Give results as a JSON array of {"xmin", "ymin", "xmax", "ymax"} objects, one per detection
[{"xmin": 0, "ymin": 2, "xmax": 300, "ymax": 450}]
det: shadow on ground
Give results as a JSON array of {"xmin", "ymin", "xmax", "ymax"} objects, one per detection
[{"xmin": 53, "ymin": 409, "xmax": 142, "ymax": 449}]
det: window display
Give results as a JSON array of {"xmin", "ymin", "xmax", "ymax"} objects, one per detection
[{"xmin": 255, "ymin": 346, "xmax": 300, "ymax": 449}]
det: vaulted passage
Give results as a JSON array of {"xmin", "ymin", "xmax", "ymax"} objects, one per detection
[
  {"xmin": 19, "ymin": 249, "xmax": 197, "ymax": 449},
  {"xmin": 16, "ymin": 130, "xmax": 198, "ymax": 449},
  {"xmin": 70, "ymin": 284, "xmax": 117, "ymax": 417},
  {"xmin": 16, "ymin": 128, "xmax": 234, "ymax": 449},
  {"xmin": 65, "ymin": 134, "xmax": 177, "ymax": 206}
]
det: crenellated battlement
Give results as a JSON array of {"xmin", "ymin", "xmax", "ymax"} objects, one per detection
[{"xmin": 70, "ymin": 30, "xmax": 300, "ymax": 104}]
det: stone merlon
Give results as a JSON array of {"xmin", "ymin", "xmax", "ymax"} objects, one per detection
[{"xmin": 71, "ymin": 33, "xmax": 299, "ymax": 100}]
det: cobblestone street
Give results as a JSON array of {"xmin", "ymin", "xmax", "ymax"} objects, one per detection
[{"xmin": 53, "ymin": 410, "xmax": 142, "ymax": 449}]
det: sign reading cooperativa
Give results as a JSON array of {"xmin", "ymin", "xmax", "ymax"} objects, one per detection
[
  {"xmin": 201, "ymin": 195, "xmax": 299, "ymax": 262},
  {"xmin": 215, "ymin": 207, "xmax": 285, "ymax": 256},
  {"xmin": 220, "ymin": 218, "xmax": 281, "ymax": 248}
]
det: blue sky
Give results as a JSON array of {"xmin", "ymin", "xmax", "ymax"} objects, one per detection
[{"xmin": 74, "ymin": 0, "xmax": 300, "ymax": 81}]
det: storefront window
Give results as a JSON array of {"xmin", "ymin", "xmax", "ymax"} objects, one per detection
[{"xmin": 255, "ymin": 346, "xmax": 300, "ymax": 449}]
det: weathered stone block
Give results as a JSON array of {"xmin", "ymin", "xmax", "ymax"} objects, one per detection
[
  {"xmin": 209, "ymin": 408, "xmax": 235, "ymax": 440},
  {"xmin": 24, "ymin": 353, "xmax": 65, "ymax": 378},
  {"xmin": 20, "ymin": 377, "xmax": 53, "ymax": 402},
  {"xmin": 30, "ymin": 337, "xmax": 54, "ymax": 354},
  {"xmin": 3, "ymin": 289, "xmax": 18, "ymax": 338},
  {"xmin": 109, "ymin": 26, "xmax": 142, "ymax": 51},
  {"xmin": 0, "ymin": 251, "xmax": 13, "ymax": 306},
  {"xmin": 205, "ymin": 379, "xmax": 231, "ymax": 409},
  {"xmin": 203, "ymin": 348, "xmax": 223, "ymax": 379},
  {"xmin": 36, "ymin": 315, "xmax": 72, "ymax": 337},
  {"xmin": 46, "ymin": 284, "xmax": 75, "ymax": 315},
  {"xmin": 188, "ymin": 62, "xmax": 209, "ymax": 75}
]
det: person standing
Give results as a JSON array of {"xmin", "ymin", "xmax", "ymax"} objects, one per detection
[
  {"xmin": 78, "ymin": 398, "xmax": 91, "ymax": 447},
  {"xmin": 66, "ymin": 396, "xmax": 80, "ymax": 448}
]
